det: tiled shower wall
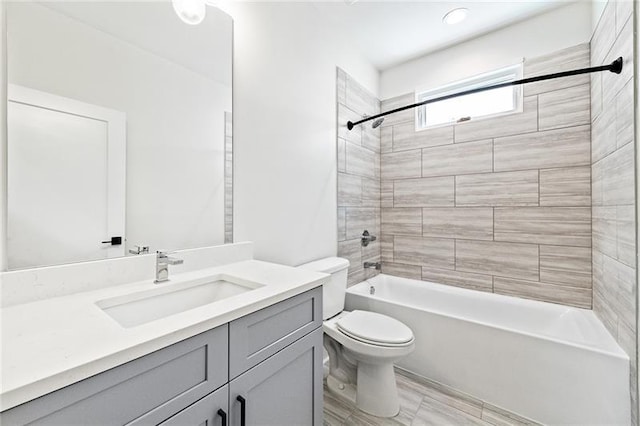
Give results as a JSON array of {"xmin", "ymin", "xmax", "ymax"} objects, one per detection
[
  {"xmin": 590, "ymin": 1, "xmax": 637, "ymax": 423},
  {"xmin": 378, "ymin": 43, "xmax": 593, "ymax": 308},
  {"xmin": 336, "ymin": 68, "xmax": 382, "ymax": 286}
]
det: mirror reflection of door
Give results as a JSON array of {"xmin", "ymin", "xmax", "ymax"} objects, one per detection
[{"xmin": 7, "ymin": 85, "xmax": 126, "ymax": 269}]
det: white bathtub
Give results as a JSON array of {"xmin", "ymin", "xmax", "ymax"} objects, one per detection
[{"xmin": 345, "ymin": 274, "xmax": 630, "ymax": 425}]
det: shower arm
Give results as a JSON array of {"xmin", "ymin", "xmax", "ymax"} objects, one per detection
[{"xmin": 346, "ymin": 57, "xmax": 623, "ymax": 131}]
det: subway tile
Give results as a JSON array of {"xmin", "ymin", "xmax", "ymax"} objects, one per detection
[
  {"xmin": 338, "ymin": 239, "xmax": 362, "ymax": 271},
  {"xmin": 493, "ymin": 277, "xmax": 591, "ymax": 308},
  {"xmin": 456, "ymin": 240, "xmax": 539, "ymax": 281},
  {"xmin": 601, "ymin": 142, "xmax": 634, "ymax": 206},
  {"xmin": 381, "ymin": 126, "xmax": 393, "ymax": 153},
  {"xmin": 346, "ymin": 143, "xmax": 376, "ymax": 179},
  {"xmin": 593, "ymin": 207, "xmax": 617, "ymax": 259},
  {"xmin": 345, "ymin": 207, "xmax": 377, "ymax": 240},
  {"xmin": 393, "ymin": 122, "xmax": 453, "ymax": 152},
  {"xmin": 381, "ymin": 234, "xmax": 394, "ymax": 263},
  {"xmin": 381, "ymin": 208, "xmax": 422, "ymax": 235},
  {"xmin": 381, "ymin": 93, "xmax": 414, "ymax": 127},
  {"xmin": 617, "ymin": 205, "xmax": 635, "ymax": 268},
  {"xmin": 494, "ymin": 207, "xmax": 591, "ymax": 247},
  {"xmin": 538, "ymin": 84, "xmax": 590, "ymax": 131},
  {"xmin": 422, "ymin": 139, "xmax": 492, "ymax": 178},
  {"xmin": 454, "ymin": 96, "xmax": 538, "ymax": 143},
  {"xmin": 381, "ymin": 150, "xmax": 422, "ymax": 180},
  {"xmin": 591, "ymin": 3, "xmax": 616, "ymax": 66},
  {"xmin": 336, "ymin": 67, "xmax": 347, "ymax": 106},
  {"xmin": 338, "ymin": 104, "xmax": 362, "ymax": 145},
  {"xmin": 602, "ymin": 17, "xmax": 633, "ymax": 107},
  {"xmin": 539, "ymin": 167, "xmax": 590, "ymax": 207},
  {"xmin": 361, "ymin": 177, "xmax": 380, "ymax": 207},
  {"xmin": 422, "ymin": 208, "xmax": 493, "ymax": 240},
  {"xmin": 455, "ymin": 171, "xmax": 538, "ymax": 207},
  {"xmin": 525, "ymin": 43, "xmax": 590, "ymax": 95},
  {"xmin": 394, "ymin": 236, "xmax": 455, "ymax": 269},
  {"xmin": 382, "ymin": 262, "xmax": 422, "ymax": 280},
  {"xmin": 540, "ymin": 245, "xmax": 591, "ymax": 288},
  {"xmin": 616, "ymin": 78, "xmax": 634, "ymax": 149},
  {"xmin": 381, "ymin": 179, "xmax": 393, "ymax": 208},
  {"xmin": 338, "ymin": 173, "xmax": 361, "ymax": 207},
  {"xmin": 346, "ymin": 74, "xmax": 379, "ymax": 117},
  {"xmin": 394, "ymin": 177, "xmax": 454, "ymax": 207},
  {"xmin": 591, "ymin": 104, "xmax": 617, "ymax": 163},
  {"xmin": 337, "ymin": 138, "xmax": 346, "ymax": 172},
  {"xmin": 494, "ymin": 125, "xmax": 590, "ymax": 172},
  {"xmin": 421, "ymin": 266, "xmax": 493, "ymax": 292},
  {"xmin": 337, "ymin": 208, "xmax": 346, "ymax": 242}
]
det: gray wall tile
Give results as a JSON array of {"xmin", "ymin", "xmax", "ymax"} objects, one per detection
[
  {"xmin": 494, "ymin": 207, "xmax": 591, "ymax": 247},
  {"xmin": 524, "ymin": 43, "xmax": 590, "ymax": 95},
  {"xmin": 394, "ymin": 122, "xmax": 453, "ymax": 152},
  {"xmin": 381, "ymin": 234, "xmax": 394, "ymax": 262},
  {"xmin": 337, "ymin": 208, "xmax": 346, "ymax": 242},
  {"xmin": 338, "ymin": 104, "xmax": 362, "ymax": 145},
  {"xmin": 538, "ymin": 84, "xmax": 590, "ymax": 131},
  {"xmin": 381, "ymin": 179, "xmax": 393, "ymax": 208},
  {"xmin": 422, "ymin": 139, "xmax": 493, "ymax": 178},
  {"xmin": 454, "ymin": 96, "xmax": 538, "ymax": 143},
  {"xmin": 338, "ymin": 239, "xmax": 362, "ymax": 272},
  {"xmin": 337, "ymin": 138, "xmax": 346, "ymax": 173},
  {"xmin": 394, "ymin": 177, "xmax": 455, "ymax": 207},
  {"xmin": 592, "ymin": 206, "xmax": 617, "ymax": 259},
  {"xmin": 394, "ymin": 236, "xmax": 455, "ymax": 269},
  {"xmin": 345, "ymin": 207, "xmax": 376, "ymax": 240},
  {"xmin": 361, "ymin": 178, "xmax": 380, "ymax": 207},
  {"xmin": 346, "ymin": 74, "xmax": 379, "ymax": 117},
  {"xmin": 539, "ymin": 166, "xmax": 590, "ymax": 206},
  {"xmin": 346, "ymin": 143, "xmax": 376, "ymax": 179},
  {"xmin": 617, "ymin": 205, "xmax": 635, "ymax": 268},
  {"xmin": 455, "ymin": 170, "xmax": 538, "ymax": 207},
  {"xmin": 601, "ymin": 142, "xmax": 634, "ymax": 206},
  {"xmin": 422, "ymin": 207, "xmax": 493, "ymax": 240},
  {"xmin": 421, "ymin": 267, "xmax": 493, "ymax": 292},
  {"xmin": 616, "ymin": 79, "xmax": 634, "ymax": 149},
  {"xmin": 381, "ymin": 150, "xmax": 422, "ymax": 180},
  {"xmin": 540, "ymin": 245, "xmax": 592, "ymax": 288},
  {"xmin": 494, "ymin": 125, "xmax": 590, "ymax": 172},
  {"xmin": 381, "ymin": 208, "xmax": 422, "ymax": 235},
  {"xmin": 456, "ymin": 240, "xmax": 539, "ymax": 281},
  {"xmin": 592, "ymin": 104, "xmax": 617, "ymax": 162},
  {"xmin": 337, "ymin": 68, "xmax": 347, "ymax": 106},
  {"xmin": 493, "ymin": 277, "xmax": 591, "ymax": 308},
  {"xmin": 381, "ymin": 126, "xmax": 393, "ymax": 153},
  {"xmin": 381, "ymin": 93, "xmax": 414, "ymax": 127},
  {"xmin": 382, "ymin": 262, "xmax": 422, "ymax": 280},
  {"xmin": 338, "ymin": 173, "xmax": 361, "ymax": 207}
]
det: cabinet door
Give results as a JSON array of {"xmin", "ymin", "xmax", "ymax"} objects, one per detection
[
  {"xmin": 229, "ymin": 328, "xmax": 323, "ymax": 426},
  {"xmin": 159, "ymin": 385, "xmax": 228, "ymax": 426}
]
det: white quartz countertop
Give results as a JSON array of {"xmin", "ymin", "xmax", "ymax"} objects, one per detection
[{"xmin": 0, "ymin": 260, "xmax": 328, "ymax": 411}]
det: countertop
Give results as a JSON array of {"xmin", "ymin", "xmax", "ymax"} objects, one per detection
[{"xmin": 0, "ymin": 260, "xmax": 328, "ymax": 411}]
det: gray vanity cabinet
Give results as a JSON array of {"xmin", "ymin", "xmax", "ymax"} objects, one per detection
[
  {"xmin": 1, "ymin": 286, "xmax": 323, "ymax": 426},
  {"xmin": 229, "ymin": 328, "xmax": 323, "ymax": 426}
]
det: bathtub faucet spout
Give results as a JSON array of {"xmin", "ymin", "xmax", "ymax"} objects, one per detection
[{"xmin": 364, "ymin": 261, "xmax": 381, "ymax": 270}]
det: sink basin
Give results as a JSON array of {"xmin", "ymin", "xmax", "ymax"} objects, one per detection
[{"xmin": 97, "ymin": 275, "xmax": 263, "ymax": 328}]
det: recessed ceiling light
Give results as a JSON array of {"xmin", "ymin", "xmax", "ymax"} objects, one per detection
[
  {"xmin": 443, "ymin": 8, "xmax": 468, "ymax": 25},
  {"xmin": 172, "ymin": 0, "xmax": 206, "ymax": 25}
]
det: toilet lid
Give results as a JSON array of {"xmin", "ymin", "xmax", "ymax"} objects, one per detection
[{"xmin": 336, "ymin": 310, "xmax": 413, "ymax": 346}]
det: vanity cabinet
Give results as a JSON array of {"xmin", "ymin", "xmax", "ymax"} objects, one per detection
[{"xmin": 1, "ymin": 287, "xmax": 323, "ymax": 426}]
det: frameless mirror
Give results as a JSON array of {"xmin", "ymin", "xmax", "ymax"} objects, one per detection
[{"xmin": 5, "ymin": 1, "xmax": 233, "ymax": 270}]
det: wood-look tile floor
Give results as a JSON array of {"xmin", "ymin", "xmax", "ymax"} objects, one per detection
[{"xmin": 323, "ymin": 369, "xmax": 539, "ymax": 426}]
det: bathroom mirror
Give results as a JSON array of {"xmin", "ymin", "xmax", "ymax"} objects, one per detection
[{"xmin": 4, "ymin": 1, "xmax": 233, "ymax": 270}]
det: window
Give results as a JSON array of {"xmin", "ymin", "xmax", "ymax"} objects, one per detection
[{"xmin": 415, "ymin": 63, "xmax": 523, "ymax": 130}]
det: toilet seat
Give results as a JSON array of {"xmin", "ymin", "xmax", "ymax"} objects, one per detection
[{"xmin": 336, "ymin": 310, "xmax": 414, "ymax": 347}]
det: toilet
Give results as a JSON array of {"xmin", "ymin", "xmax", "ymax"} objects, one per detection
[{"xmin": 299, "ymin": 257, "xmax": 415, "ymax": 418}]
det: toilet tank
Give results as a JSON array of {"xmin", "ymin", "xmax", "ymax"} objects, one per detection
[{"xmin": 298, "ymin": 257, "xmax": 350, "ymax": 320}]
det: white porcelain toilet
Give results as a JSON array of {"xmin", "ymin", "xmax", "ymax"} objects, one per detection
[{"xmin": 299, "ymin": 257, "xmax": 415, "ymax": 418}]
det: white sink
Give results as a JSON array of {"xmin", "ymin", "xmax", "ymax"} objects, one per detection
[{"xmin": 97, "ymin": 275, "xmax": 263, "ymax": 328}]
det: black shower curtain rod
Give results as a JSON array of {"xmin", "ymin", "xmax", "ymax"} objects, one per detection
[{"xmin": 347, "ymin": 57, "xmax": 624, "ymax": 130}]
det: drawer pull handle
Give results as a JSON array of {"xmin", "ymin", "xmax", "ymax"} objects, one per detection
[
  {"xmin": 217, "ymin": 408, "xmax": 227, "ymax": 426},
  {"xmin": 236, "ymin": 395, "xmax": 246, "ymax": 426}
]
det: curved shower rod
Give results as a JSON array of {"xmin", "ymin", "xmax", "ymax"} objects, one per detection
[{"xmin": 347, "ymin": 56, "xmax": 624, "ymax": 131}]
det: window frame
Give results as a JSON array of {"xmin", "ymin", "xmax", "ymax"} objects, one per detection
[{"xmin": 414, "ymin": 63, "xmax": 524, "ymax": 131}]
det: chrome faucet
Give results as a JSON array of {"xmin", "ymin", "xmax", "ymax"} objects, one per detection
[
  {"xmin": 155, "ymin": 250, "xmax": 184, "ymax": 283},
  {"xmin": 364, "ymin": 261, "xmax": 381, "ymax": 270}
]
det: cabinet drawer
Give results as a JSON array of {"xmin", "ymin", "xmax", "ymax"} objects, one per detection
[
  {"xmin": 159, "ymin": 385, "xmax": 228, "ymax": 426},
  {"xmin": 1, "ymin": 325, "xmax": 228, "ymax": 426},
  {"xmin": 229, "ymin": 287, "xmax": 322, "ymax": 378}
]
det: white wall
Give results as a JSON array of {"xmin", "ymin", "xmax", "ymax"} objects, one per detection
[
  {"xmin": 224, "ymin": 2, "xmax": 379, "ymax": 266},
  {"xmin": 0, "ymin": 2, "xmax": 6, "ymax": 270},
  {"xmin": 380, "ymin": 1, "xmax": 593, "ymax": 99},
  {"xmin": 7, "ymin": 3, "xmax": 231, "ymax": 261}
]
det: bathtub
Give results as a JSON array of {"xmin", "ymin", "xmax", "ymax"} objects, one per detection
[{"xmin": 345, "ymin": 274, "xmax": 630, "ymax": 425}]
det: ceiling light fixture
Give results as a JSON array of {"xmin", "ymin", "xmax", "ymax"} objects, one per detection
[
  {"xmin": 172, "ymin": 0, "xmax": 206, "ymax": 25},
  {"xmin": 443, "ymin": 8, "xmax": 468, "ymax": 25}
]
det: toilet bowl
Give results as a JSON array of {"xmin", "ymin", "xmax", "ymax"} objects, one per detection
[{"xmin": 298, "ymin": 257, "xmax": 415, "ymax": 418}]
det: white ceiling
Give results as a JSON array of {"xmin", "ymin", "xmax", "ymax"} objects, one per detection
[
  {"xmin": 41, "ymin": 1, "xmax": 233, "ymax": 87},
  {"xmin": 311, "ymin": 1, "xmax": 573, "ymax": 70}
]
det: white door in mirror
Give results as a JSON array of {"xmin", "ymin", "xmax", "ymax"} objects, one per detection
[{"xmin": 7, "ymin": 85, "xmax": 126, "ymax": 269}]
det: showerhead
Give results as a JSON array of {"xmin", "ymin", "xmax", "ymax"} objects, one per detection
[{"xmin": 371, "ymin": 117, "xmax": 385, "ymax": 129}]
